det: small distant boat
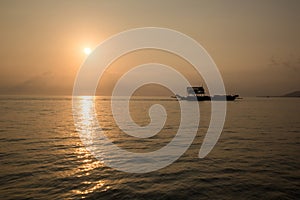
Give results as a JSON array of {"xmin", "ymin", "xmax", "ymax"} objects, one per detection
[{"xmin": 174, "ymin": 87, "xmax": 239, "ymax": 101}]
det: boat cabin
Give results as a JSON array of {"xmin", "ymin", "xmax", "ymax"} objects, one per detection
[{"xmin": 187, "ymin": 87, "xmax": 205, "ymax": 96}]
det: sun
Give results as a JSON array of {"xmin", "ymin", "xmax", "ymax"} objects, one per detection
[{"xmin": 83, "ymin": 47, "xmax": 92, "ymax": 55}]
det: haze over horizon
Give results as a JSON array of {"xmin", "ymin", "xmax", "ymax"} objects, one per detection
[{"xmin": 0, "ymin": 0, "xmax": 299, "ymax": 97}]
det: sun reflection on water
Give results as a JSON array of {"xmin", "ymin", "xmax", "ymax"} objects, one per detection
[
  {"xmin": 70, "ymin": 96, "xmax": 111, "ymax": 197},
  {"xmin": 73, "ymin": 96, "xmax": 99, "ymax": 149},
  {"xmin": 72, "ymin": 180, "xmax": 111, "ymax": 196},
  {"xmin": 78, "ymin": 96, "xmax": 95, "ymax": 129}
]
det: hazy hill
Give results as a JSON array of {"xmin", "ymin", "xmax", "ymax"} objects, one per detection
[{"xmin": 282, "ymin": 91, "xmax": 300, "ymax": 97}]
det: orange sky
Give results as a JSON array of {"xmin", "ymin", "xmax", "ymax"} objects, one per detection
[{"xmin": 0, "ymin": 0, "xmax": 299, "ymax": 96}]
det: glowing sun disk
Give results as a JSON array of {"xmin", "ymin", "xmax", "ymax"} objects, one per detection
[{"xmin": 84, "ymin": 47, "xmax": 92, "ymax": 55}]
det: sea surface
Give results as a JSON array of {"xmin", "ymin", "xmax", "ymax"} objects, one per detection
[{"xmin": 0, "ymin": 96, "xmax": 299, "ymax": 199}]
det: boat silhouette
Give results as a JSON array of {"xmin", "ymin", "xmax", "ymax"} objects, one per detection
[{"xmin": 175, "ymin": 87, "xmax": 239, "ymax": 101}]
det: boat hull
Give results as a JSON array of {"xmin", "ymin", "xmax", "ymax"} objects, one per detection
[{"xmin": 176, "ymin": 95, "xmax": 239, "ymax": 101}]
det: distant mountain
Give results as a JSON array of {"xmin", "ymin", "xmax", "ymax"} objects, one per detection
[{"xmin": 282, "ymin": 91, "xmax": 300, "ymax": 97}]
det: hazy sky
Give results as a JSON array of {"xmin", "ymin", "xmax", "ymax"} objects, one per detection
[{"xmin": 0, "ymin": 0, "xmax": 299, "ymax": 96}]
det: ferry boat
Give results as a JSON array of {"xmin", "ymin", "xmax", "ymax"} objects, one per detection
[{"xmin": 175, "ymin": 87, "xmax": 239, "ymax": 101}]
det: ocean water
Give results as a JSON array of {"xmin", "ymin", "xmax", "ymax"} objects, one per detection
[{"xmin": 0, "ymin": 96, "xmax": 299, "ymax": 199}]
